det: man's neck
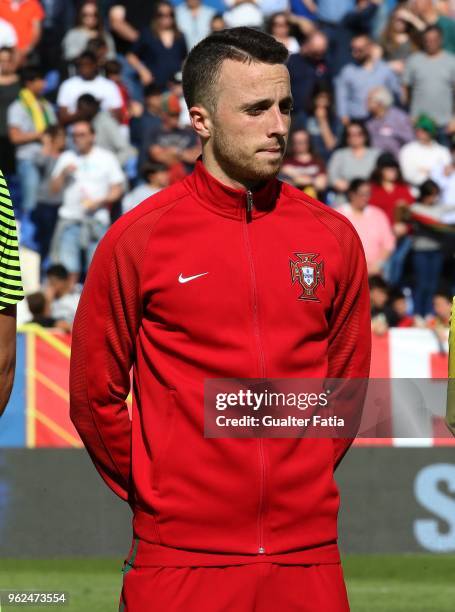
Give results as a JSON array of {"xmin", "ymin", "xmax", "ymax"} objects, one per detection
[
  {"xmin": 202, "ymin": 151, "xmax": 263, "ymax": 191},
  {"xmin": 79, "ymin": 145, "xmax": 94, "ymax": 157}
]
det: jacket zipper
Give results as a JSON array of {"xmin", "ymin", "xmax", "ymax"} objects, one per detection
[{"xmin": 243, "ymin": 189, "xmax": 267, "ymax": 555}]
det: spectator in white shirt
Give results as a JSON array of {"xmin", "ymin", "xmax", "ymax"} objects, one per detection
[
  {"xmin": 57, "ymin": 50, "xmax": 123, "ymax": 126},
  {"xmin": 223, "ymin": 0, "xmax": 264, "ymax": 29},
  {"xmin": 49, "ymin": 120, "xmax": 124, "ymax": 282},
  {"xmin": 431, "ymin": 139, "xmax": 455, "ymax": 205},
  {"xmin": 399, "ymin": 114, "xmax": 451, "ymax": 187}
]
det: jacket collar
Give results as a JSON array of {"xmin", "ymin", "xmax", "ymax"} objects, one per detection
[{"xmin": 185, "ymin": 158, "xmax": 280, "ymax": 221}]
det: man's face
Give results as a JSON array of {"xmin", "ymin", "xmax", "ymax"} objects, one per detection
[
  {"xmin": 416, "ymin": 127, "xmax": 432, "ymax": 144},
  {"xmin": 146, "ymin": 93, "xmax": 162, "ymax": 114},
  {"xmin": 291, "ymin": 131, "xmax": 310, "ymax": 155},
  {"xmin": 392, "ymin": 297, "xmax": 407, "ymax": 317},
  {"xmin": 47, "ymin": 276, "xmax": 69, "ymax": 298},
  {"xmin": 370, "ymin": 287, "xmax": 387, "ymax": 309},
  {"xmin": 433, "ymin": 296, "xmax": 451, "ymax": 321},
  {"xmin": 72, "ymin": 123, "xmax": 95, "ymax": 154},
  {"xmin": 207, "ymin": 60, "xmax": 292, "ymax": 185},
  {"xmin": 350, "ymin": 184, "xmax": 371, "ymax": 210},
  {"xmin": 0, "ymin": 50, "xmax": 14, "ymax": 75},
  {"xmin": 304, "ymin": 33, "xmax": 327, "ymax": 61},
  {"xmin": 162, "ymin": 110, "xmax": 180, "ymax": 129},
  {"xmin": 27, "ymin": 77, "xmax": 46, "ymax": 96},
  {"xmin": 152, "ymin": 169, "xmax": 170, "ymax": 188},
  {"xmin": 351, "ymin": 37, "xmax": 370, "ymax": 64},
  {"xmin": 77, "ymin": 58, "xmax": 98, "ymax": 80},
  {"xmin": 423, "ymin": 30, "xmax": 442, "ymax": 55}
]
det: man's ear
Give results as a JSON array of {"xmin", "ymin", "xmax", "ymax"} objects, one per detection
[{"xmin": 189, "ymin": 105, "xmax": 212, "ymax": 139}]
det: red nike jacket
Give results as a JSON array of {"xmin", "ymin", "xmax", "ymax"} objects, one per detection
[{"xmin": 70, "ymin": 159, "xmax": 371, "ymax": 566}]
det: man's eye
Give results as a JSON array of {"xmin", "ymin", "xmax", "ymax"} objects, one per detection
[{"xmin": 247, "ymin": 108, "xmax": 263, "ymax": 116}]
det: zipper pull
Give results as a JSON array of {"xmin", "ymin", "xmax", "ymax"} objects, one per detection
[
  {"xmin": 246, "ymin": 190, "xmax": 253, "ymax": 223},
  {"xmin": 258, "ymin": 546, "xmax": 265, "ymax": 554}
]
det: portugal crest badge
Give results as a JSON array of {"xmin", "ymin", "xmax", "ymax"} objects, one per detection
[{"xmin": 290, "ymin": 253, "xmax": 324, "ymax": 301}]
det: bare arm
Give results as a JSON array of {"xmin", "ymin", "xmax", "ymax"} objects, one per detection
[
  {"xmin": 109, "ymin": 5, "xmax": 139, "ymax": 43},
  {"xmin": 8, "ymin": 126, "xmax": 42, "ymax": 145},
  {"xmin": 27, "ymin": 19, "xmax": 43, "ymax": 53},
  {"xmin": 82, "ymin": 183, "xmax": 124, "ymax": 211},
  {"xmin": 58, "ymin": 106, "xmax": 84, "ymax": 127},
  {"xmin": 0, "ymin": 305, "xmax": 17, "ymax": 416},
  {"xmin": 126, "ymin": 52, "xmax": 153, "ymax": 85},
  {"xmin": 314, "ymin": 108, "xmax": 337, "ymax": 152},
  {"xmin": 50, "ymin": 164, "xmax": 76, "ymax": 194},
  {"xmin": 287, "ymin": 13, "xmax": 317, "ymax": 37}
]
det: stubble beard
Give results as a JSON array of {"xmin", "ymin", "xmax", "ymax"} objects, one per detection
[{"xmin": 211, "ymin": 125, "xmax": 284, "ymax": 186}]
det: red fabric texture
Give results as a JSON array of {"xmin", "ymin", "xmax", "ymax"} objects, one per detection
[
  {"xmin": 70, "ymin": 159, "xmax": 371, "ymax": 565},
  {"xmin": 119, "ymin": 557, "xmax": 350, "ymax": 612}
]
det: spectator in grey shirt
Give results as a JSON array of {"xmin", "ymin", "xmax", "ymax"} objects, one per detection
[
  {"xmin": 366, "ymin": 86, "xmax": 414, "ymax": 158},
  {"xmin": 328, "ymin": 120, "xmax": 380, "ymax": 194},
  {"xmin": 62, "ymin": 1, "xmax": 116, "ymax": 62},
  {"xmin": 403, "ymin": 24, "xmax": 455, "ymax": 130},
  {"xmin": 336, "ymin": 33, "xmax": 401, "ymax": 122}
]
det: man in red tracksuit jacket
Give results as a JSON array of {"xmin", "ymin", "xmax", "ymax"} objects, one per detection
[{"xmin": 70, "ymin": 27, "xmax": 371, "ymax": 611}]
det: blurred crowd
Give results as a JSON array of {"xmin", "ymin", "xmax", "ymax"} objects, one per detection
[{"xmin": 0, "ymin": 0, "xmax": 454, "ymax": 337}]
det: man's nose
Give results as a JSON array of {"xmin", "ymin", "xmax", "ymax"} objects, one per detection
[{"xmin": 267, "ymin": 106, "xmax": 289, "ymax": 137}]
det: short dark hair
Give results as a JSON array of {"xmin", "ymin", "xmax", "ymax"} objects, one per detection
[
  {"xmin": 433, "ymin": 289, "xmax": 452, "ymax": 303},
  {"xmin": 27, "ymin": 291, "xmax": 46, "ymax": 316},
  {"xmin": 423, "ymin": 24, "xmax": 443, "ymax": 38},
  {"xmin": 141, "ymin": 161, "xmax": 168, "ymax": 180},
  {"xmin": 348, "ymin": 177, "xmax": 369, "ymax": 194},
  {"xmin": 77, "ymin": 93, "xmax": 100, "ymax": 111},
  {"xmin": 370, "ymin": 152, "xmax": 404, "ymax": 184},
  {"xmin": 182, "ymin": 27, "xmax": 288, "ymax": 112},
  {"xmin": 86, "ymin": 36, "xmax": 107, "ymax": 53},
  {"xmin": 369, "ymin": 274, "xmax": 389, "ymax": 292},
  {"xmin": 419, "ymin": 179, "xmax": 440, "ymax": 200},
  {"xmin": 144, "ymin": 83, "xmax": 163, "ymax": 98},
  {"xmin": 21, "ymin": 66, "xmax": 44, "ymax": 85},
  {"xmin": 46, "ymin": 264, "xmax": 69, "ymax": 280},
  {"xmin": 77, "ymin": 50, "xmax": 97, "ymax": 64},
  {"xmin": 105, "ymin": 59, "xmax": 121, "ymax": 76},
  {"xmin": 44, "ymin": 124, "xmax": 65, "ymax": 139}
]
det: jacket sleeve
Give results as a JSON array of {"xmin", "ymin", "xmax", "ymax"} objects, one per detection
[
  {"xmin": 70, "ymin": 221, "xmax": 145, "ymax": 501},
  {"xmin": 327, "ymin": 225, "xmax": 372, "ymax": 468}
]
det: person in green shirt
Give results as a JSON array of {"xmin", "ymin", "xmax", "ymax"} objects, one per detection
[{"xmin": 0, "ymin": 170, "xmax": 24, "ymax": 415}]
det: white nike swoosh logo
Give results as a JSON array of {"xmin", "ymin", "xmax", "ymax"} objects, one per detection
[{"xmin": 178, "ymin": 272, "xmax": 209, "ymax": 284}]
